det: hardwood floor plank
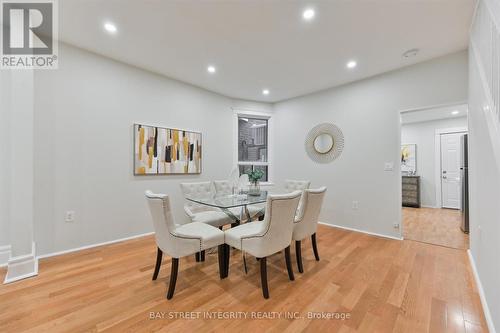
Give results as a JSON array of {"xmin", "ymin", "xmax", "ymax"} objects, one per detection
[
  {"xmin": 403, "ymin": 207, "xmax": 469, "ymax": 250},
  {"xmin": 0, "ymin": 225, "xmax": 488, "ymax": 333}
]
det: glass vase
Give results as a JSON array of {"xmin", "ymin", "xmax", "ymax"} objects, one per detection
[{"xmin": 248, "ymin": 182, "xmax": 261, "ymax": 196}]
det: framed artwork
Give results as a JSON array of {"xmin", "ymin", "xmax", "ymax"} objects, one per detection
[
  {"xmin": 401, "ymin": 144, "xmax": 417, "ymax": 174},
  {"xmin": 134, "ymin": 124, "xmax": 202, "ymax": 175}
]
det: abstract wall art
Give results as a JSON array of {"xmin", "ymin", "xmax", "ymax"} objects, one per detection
[
  {"xmin": 134, "ymin": 124, "xmax": 202, "ymax": 175},
  {"xmin": 401, "ymin": 144, "xmax": 417, "ymax": 174}
]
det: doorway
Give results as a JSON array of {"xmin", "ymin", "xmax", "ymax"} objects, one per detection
[{"xmin": 399, "ymin": 103, "xmax": 470, "ymax": 249}]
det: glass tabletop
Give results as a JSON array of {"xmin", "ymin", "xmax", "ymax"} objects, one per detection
[{"xmin": 186, "ymin": 191, "xmax": 268, "ymax": 209}]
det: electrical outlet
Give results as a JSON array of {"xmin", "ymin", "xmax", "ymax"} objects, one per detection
[
  {"xmin": 384, "ymin": 162, "xmax": 394, "ymax": 171},
  {"xmin": 65, "ymin": 211, "xmax": 75, "ymax": 223},
  {"xmin": 393, "ymin": 223, "xmax": 400, "ymax": 229},
  {"xmin": 352, "ymin": 201, "xmax": 359, "ymax": 210}
]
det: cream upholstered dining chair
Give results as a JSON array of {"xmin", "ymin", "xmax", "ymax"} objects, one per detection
[
  {"xmin": 213, "ymin": 180, "xmax": 264, "ymax": 221},
  {"xmin": 224, "ymin": 191, "xmax": 302, "ymax": 299},
  {"xmin": 293, "ymin": 187, "xmax": 327, "ymax": 273},
  {"xmin": 145, "ymin": 191, "xmax": 225, "ymax": 299},
  {"xmin": 180, "ymin": 181, "xmax": 234, "ymax": 262},
  {"xmin": 284, "ymin": 179, "xmax": 311, "ymax": 192},
  {"xmin": 180, "ymin": 182, "xmax": 234, "ymax": 227},
  {"xmin": 284, "ymin": 179, "xmax": 311, "ymax": 217}
]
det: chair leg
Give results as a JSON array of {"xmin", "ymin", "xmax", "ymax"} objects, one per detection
[
  {"xmin": 284, "ymin": 246, "xmax": 295, "ymax": 281},
  {"xmin": 312, "ymin": 233, "xmax": 320, "ymax": 261},
  {"xmin": 166, "ymin": 258, "xmax": 179, "ymax": 300},
  {"xmin": 200, "ymin": 250, "xmax": 206, "ymax": 262},
  {"xmin": 152, "ymin": 247, "xmax": 163, "ymax": 281},
  {"xmin": 260, "ymin": 257, "xmax": 269, "ymax": 299},
  {"xmin": 195, "ymin": 252, "xmax": 200, "ymax": 262},
  {"xmin": 243, "ymin": 253, "xmax": 248, "ymax": 274},
  {"xmin": 224, "ymin": 244, "xmax": 230, "ymax": 278},
  {"xmin": 295, "ymin": 241, "xmax": 304, "ymax": 273},
  {"xmin": 218, "ymin": 245, "xmax": 225, "ymax": 279}
]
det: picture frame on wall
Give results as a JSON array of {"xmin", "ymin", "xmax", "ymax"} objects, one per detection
[
  {"xmin": 134, "ymin": 124, "xmax": 202, "ymax": 175},
  {"xmin": 401, "ymin": 144, "xmax": 417, "ymax": 175}
]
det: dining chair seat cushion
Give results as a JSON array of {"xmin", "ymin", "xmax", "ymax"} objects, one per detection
[
  {"xmin": 174, "ymin": 222, "xmax": 225, "ymax": 254},
  {"xmin": 224, "ymin": 221, "xmax": 266, "ymax": 254},
  {"xmin": 191, "ymin": 211, "xmax": 234, "ymax": 228},
  {"xmin": 247, "ymin": 205, "xmax": 265, "ymax": 216},
  {"xmin": 227, "ymin": 205, "xmax": 264, "ymax": 221}
]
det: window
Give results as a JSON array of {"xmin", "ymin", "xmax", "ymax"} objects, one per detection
[{"xmin": 237, "ymin": 116, "xmax": 269, "ymax": 182}]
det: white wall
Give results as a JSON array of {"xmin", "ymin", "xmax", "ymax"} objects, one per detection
[
  {"xmin": 273, "ymin": 51, "xmax": 468, "ymax": 238},
  {"xmin": 0, "ymin": 71, "xmax": 11, "ymax": 249},
  {"xmin": 469, "ymin": 49, "xmax": 500, "ymax": 332},
  {"xmin": 8, "ymin": 70, "xmax": 35, "ymax": 260},
  {"xmin": 401, "ymin": 117, "xmax": 468, "ymax": 208},
  {"xmin": 468, "ymin": 0, "xmax": 500, "ymax": 329},
  {"xmin": 33, "ymin": 44, "xmax": 268, "ymax": 256}
]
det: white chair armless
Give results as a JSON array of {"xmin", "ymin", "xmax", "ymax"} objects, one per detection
[
  {"xmin": 180, "ymin": 181, "xmax": 234, "ymax": 228},
  {"xmin": 214, "ymin": 180, "xmax": 264, "ymax": 222},
  {"xmin": 224, "ymin": 191, "xmax": 301, "ymax": 299},
  {"xmin": 284, "ymin": 179, "xmax": 311, "ymax": 220},
  {"xmin": 145, "ymin": 191, "xmax": 225, "ymax": 299},
  {"xmin": 292, "ymin": 187, "xmax": 327, "ymax": 273}
]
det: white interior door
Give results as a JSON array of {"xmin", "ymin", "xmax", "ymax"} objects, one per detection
[{"xmin": 440, "ymin": 133, "xmax": 463, "ymax": 209}]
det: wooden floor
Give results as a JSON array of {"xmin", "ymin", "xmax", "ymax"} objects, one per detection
[
  {"xmin": 0, "ymin": 225, "xmax": 486, "ymax": 333},
  {"xmin": 402, "ymin": 207, "xmax": 469, "ymax": 250}
]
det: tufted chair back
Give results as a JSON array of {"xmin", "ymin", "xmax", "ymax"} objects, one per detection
[
  {"xmin": 180, "ymin": 181, "xmax": 215, "ymax": 213},
  {"xmin": 284, "ymin": 179, "xmax": 311, "ymax": 192},
  {"xmin": 241, "ymin": 191, "xmax": 301, "ymax": 258},
  {"xmin": 214, "ymin": 180, "xmax": 232, "ymax": 196},
  {"xmin": 145, "ymin": 191, "xmax": 178, "ymax": 256},
  {"xmin": 284, "ymin": 179, "xmax": 311, "ymax": 218},
  {"xmin": 293, "ymin": 187, "xmax": 327, "ymax": 240}
]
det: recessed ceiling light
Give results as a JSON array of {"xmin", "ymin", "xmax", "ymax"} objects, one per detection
[
  {"xmin": 207, "ymin": 65, "xmax": 216, "ymax": 73},
  {"xmin": 403, "ymin": 48, "xmax": 419, "ymax": 58},
  {"xmin": 451, "ymin": 110, "xmax": 460, "ymax": 115},
  {"xmin": 303, "ymin": 9, "xmax": 315, "ymax": 20},
  {"xmin": 262, "ymin": 89, "xmax": 270, "ymax": 95},
  {"xmin": 346, "ymin": 60, "xmax": 357, "ymax": 69},
  {"xmin": 104, "ymin": 22, "xmax": 117, "ymax": 33}
]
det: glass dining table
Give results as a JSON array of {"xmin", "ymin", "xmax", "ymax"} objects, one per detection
[
  {"xmin": 185, "ymin": 191, "xmax": 268, "ymax": 224},
  {"xmin": 186, "ymin": 191, "xmax": 271, "ymax": 273}
]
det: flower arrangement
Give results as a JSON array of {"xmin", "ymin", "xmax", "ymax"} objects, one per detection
[{"xmin": 247, "ymin": 169, "xmax": 264, "ymax": 184}]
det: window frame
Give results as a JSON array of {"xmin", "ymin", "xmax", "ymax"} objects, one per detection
[{"xmin": 233, "ymin": 109, "xmax": 273, "ymax": 185}]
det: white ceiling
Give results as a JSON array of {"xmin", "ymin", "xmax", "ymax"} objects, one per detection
[
  {"xmin": 58, "ymin": 0, "xmax": 476, "ymax": 102},
  {"xmin": 401, "ymin": 104, "xmax": 468, "ymax": 124}
]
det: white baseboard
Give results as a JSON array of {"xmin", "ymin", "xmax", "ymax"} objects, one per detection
[
  {"xmin": 467, "ymin": 250, "xmax": 497, "ymax": 333},
  {"xmin": 37, "ymin": 231, "xmax": 155, "ymax": 260},
  {"xmin": 0, "ymin": 245, "xmax": 11, "ymax": 268},
  {"xmin": 4, "ymin": 242, "xmax": 38, "ymax": 284},
  {"xmin": 318, "ymin": 222, "xmax": 403, "ymax": 241}
]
